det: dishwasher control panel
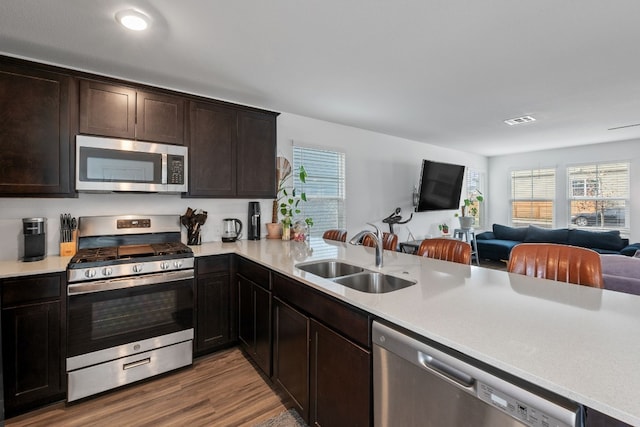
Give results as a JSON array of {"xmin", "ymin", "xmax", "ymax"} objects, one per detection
[{"xmin": 477, "ymin": 381, "xmax": 568, "ymax": 427}]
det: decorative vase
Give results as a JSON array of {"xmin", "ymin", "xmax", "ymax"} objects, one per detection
[
  {"xmin": 266, "ymin": 223, "xmax": 282, "ymax": 239},
  {"xmin": 281, "ymin": 225, "xmax": 291, "ymax": 240},
  {"xmin": 458, "ymin": 216, "xmax": 474, "ymax": 229}
]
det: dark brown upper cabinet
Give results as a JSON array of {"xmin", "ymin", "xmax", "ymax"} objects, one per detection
[
  {"xmin": 187, "ymin": 100, "xmax": 277, "ymax": 198},
  {"xmin": 79, "ymin": 80, "xmax": 185, "ymax": 145},
  {"xmin": 188, "ymin": 101, "xmax": 237, "ymax": 196},
  {"xmin": 0, "ymin": 59, "xmax": 74, "ymax": 196},
  {"xmin": 236, "ymin": 110, "xmax": 277, "ymax": 198}
]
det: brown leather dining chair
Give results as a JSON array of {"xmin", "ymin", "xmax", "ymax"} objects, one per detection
[
  {"xmin": 416, "ymin": 238, "xmax": 472, "ymax": 265},
  {"xmin": 362, "ymin": 232, "xmax": 399, "ymax": 251},
  {"xmin": 322, "ymin": 229, "xmax": 348, "ymax": 242},
  {"xmin": 506, "ymin": 243, "xmax": 604, "ymax": 288}
]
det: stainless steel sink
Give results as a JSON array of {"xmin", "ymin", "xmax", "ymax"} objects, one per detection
[
  {"xmin": 296, "ymin": 260, "xmax": 365, "ymax": 279},
  {"xmin": 296, "ymin": 260, "xmax": 416, "ymax": 293},
  {"xmin": 333, "ymin": 272, "xmax": 416, "ymax": 294}
]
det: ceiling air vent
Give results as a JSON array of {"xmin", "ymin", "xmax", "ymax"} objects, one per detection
[{"xmin": 504, "ymin": 116, "xmax": 536, "ymax": 126}]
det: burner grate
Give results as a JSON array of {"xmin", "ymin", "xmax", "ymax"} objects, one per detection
[
  {"xmin": 151, "ymin": 242, "xmax": 193, "ymax": 256},
  {"xmin": 71, "ymin": 247, "xmax": 118, "ymax": 264}
]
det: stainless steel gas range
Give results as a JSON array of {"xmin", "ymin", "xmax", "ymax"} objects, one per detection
[{"xmin": 66, "ymin": 215, "xmax": 194, "ymax": 402}]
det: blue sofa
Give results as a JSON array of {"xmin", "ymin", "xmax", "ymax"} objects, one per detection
[{"xmin": 475, "ymin": 224, "xmax": 640, "ymax": 262}]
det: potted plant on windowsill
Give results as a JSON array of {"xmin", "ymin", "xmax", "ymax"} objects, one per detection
[
  {"xmin": 266, "ymin": 156, "xmax": 292, "ymax": 239},
  {"xmin": 279, "ymin": 165, "xmax": 313, "ymax": 240},
  {"xmin": 456, "ymin": 192, "xmax": 484, "ymax": 229}
]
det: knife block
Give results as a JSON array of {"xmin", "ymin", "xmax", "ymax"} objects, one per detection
[{"xmin": 60, "ymin": 230, "xmax": 77, "ymax": 257}]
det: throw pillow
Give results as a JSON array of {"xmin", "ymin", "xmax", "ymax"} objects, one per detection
[
  {"xmin": 568, "ymin": 229, "xmax": 624, "ymax": 251},
  {"xmin": 524, "ymin": 225, "xmax": 570, "ymax": 244},
  {"xmin": 492, "ymin": 224, "xmax": 528, "ymax": 241}
]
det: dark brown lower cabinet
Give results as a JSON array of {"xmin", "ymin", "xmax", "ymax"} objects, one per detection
[
  {"xmin": 195, "ymin": 255, "xmax": 233, "ymax": 355},
  {"xmin": 1, "ymin": 273, "xmax": 66, "ymax": 418},
  {"xmin": 273, "ymin": 298, "xmax": 309, "ymax": 420},
  {"xmin": 237, "ymin": 271, "xmax": 272, "ymax": 376},
  {"xmin": 272, "ymin": 273, "xmax": 371, "ymax": 427},
  {"xmin": 310, "ymin": 319, "xmax": 371, "ymax": 427}
]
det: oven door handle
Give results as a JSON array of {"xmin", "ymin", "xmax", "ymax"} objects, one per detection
[{"xmin": 68, "ymin": 269, "xmax": 194, "ymax": 295}]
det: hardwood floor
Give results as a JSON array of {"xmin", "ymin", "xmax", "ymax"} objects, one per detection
[{"xmin": 6, "ymin": 347, "xmax": 293, "ymax": 427}]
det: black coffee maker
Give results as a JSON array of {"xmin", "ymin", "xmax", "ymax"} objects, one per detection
[
  {"xmin": 22, "ymin": 217, "xmax": 46, "ymax": 262},
  {"xmin": 247, "ymin": 202, "xmax": 261, "ymax": 240}
]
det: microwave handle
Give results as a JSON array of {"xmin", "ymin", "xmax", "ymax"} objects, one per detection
[{"xmin": 161, "ymin": 153, "xmax": 167, "ymax": 184}]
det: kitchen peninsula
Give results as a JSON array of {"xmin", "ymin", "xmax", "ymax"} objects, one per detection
[{"xmin": 1, "ymin": 238, "xmax": 639, "ymax": 425}]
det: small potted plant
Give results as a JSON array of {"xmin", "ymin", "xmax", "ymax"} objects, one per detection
[
  {"xmin": 456, "ymin": 191, "xmax": 484, "ymax": 229},
  {"xmin": 438, "ymin": 223, "xmax": 450, "ymax": 235}
]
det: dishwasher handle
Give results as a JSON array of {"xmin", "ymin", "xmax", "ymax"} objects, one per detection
[{"xmin": 418, "ymin": 350, "xmax": 475, "ymax": 390}]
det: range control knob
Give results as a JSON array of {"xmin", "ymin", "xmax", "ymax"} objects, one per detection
[
  {"xmin": 160, "ymin": 261, "xmax": 170, "ymax": 270},
  {"xmin": 133, "ymin": 264, "xmax": 144, "ymax": 273},
  {"xmin": 84, "ymin": 269, "xmax": 97, "ymax": 279},
  {"xmin": 102, "ymin": 267, "xmax": 113, "ymax": 277},
  {"xmin": 174, "ymin": 260, "xmax": 183, "ymax": 269}
]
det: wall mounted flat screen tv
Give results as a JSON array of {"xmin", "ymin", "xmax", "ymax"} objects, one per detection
[{"xmin": 416, "ymin": 160, "xmax": 465, "ymax": 212}]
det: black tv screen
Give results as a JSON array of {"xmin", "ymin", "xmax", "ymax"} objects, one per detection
[{"xmin": 416, "ymin": 160, "xmax": 465, "ymax": 211}]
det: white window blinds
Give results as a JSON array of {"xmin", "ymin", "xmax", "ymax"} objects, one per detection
[
  {"xmin": 510, "ymin": 168, "xmax": 556, "ymax": 228},
  {"xmin": 293, "ymin": 146, "xmax": 346, "ymax": 237}
]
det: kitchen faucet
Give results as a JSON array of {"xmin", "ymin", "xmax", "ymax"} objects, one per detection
[{"xmin": 348, "ymin": 223, "xmax": 384, "ymax": 268}]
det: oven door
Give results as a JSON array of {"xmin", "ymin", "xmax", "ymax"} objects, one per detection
[{"xmin": 67, "ymin": 271, "xmax": 194, "ymax": 358}]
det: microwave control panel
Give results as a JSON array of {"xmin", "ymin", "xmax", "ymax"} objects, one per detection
[{"xmin": 168, "ymin": 155, "xmax": 185, "ymax": 185}]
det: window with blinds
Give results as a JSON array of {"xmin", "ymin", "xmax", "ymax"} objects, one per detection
[
  {"xmin": 293, "ymin": 146, "xmax": 346, "ymax": 237},
  {"xmin": 567, "ymin": 162, "xmax": 629, "ymax": 232},
  {"xmin": 510, "ymin": 168, "xmax": 555, "ymax": 228}
]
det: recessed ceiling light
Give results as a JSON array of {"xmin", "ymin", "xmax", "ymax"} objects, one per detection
[
  {"xmin": 504, "ymin": 115, "xmax": 536, "ymax": 126},
  {"xmin": 115, "ymin": 9, "xmax": 150, "ymax": 31}
]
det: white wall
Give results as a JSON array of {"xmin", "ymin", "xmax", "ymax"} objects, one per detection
[
  {"xmin": 0, "ymin": 112, "xmax": 487, "ymax": 261},
  {"xmin": 277, "ymin": 113, "xmax": 487, "ymax": 244},
  {"xmin": 487, "ymin": 138, "xmax": 640, "ymax": 242}
]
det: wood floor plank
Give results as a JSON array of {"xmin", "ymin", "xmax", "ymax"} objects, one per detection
[{"xmin": 6, "ymin": 347, "xmax": 292, "ymax": 427}]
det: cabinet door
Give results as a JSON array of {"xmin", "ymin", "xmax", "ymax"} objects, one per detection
[
  {"xmin": 237, "ymin": 275, "xmax": 254, "ymax": 352},
  {"xmin": 136, "ymin": 90, "xmax": 185, "ymax": 145},
  {"xmin": 79, "ymin": 80, "xmax": 136, "ymax": 139},
  {"xmin": 0, "ymin": 62, "xmax": 73, "ymax": 196},
  {"xmin": 274, "ymin": 298, "xmax": 309, "ymax": 421},
  {"xmin": 253, "ymin": 284, "xmax": 272, "ymax": 377},
  {"xmin": 195, "ymin": 272, "xmax": 230, "ymax": 354},
  {"xmin": 310, "ymin": 319, "xmax": 371, "ymax": 427},
  {"xmin": 2, "ymin": 301, "xmax": 63, "ymax": 416},
  {"xmin": 236, "ymin": 110, "xmax": 277, "ymax": 198},
  {"xmin": 187, "ymin": 101, "xmax": 236, "ymax": 197}
]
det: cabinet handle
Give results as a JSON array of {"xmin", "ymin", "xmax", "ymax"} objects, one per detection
[{"xmin": 123, "ymin": 357, "xmax": 151, "ymax": 370}]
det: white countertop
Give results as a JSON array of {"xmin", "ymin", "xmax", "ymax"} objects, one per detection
[{"xmin": 2, "ymin": 238, "xmax": 639, "ymax": 425}]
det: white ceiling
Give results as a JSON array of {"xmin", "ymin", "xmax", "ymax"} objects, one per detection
[{"xmin": 2, "ymin": 1, "xmax": 640, "ymax": 157}]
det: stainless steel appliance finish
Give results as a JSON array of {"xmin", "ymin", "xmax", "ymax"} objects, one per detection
[
  {"xmin": 373, "ymin": 321, "xmax": 583, "ymax": 427},
  {"xmin": 66, "ymin": 214, "xmax": 194, "ymax": 402},
  {"xmin": 76, "ymin": 135, "xmax": 188, "ymax": 193},
  {"xmin": 222, "ymin": 218, "xmax": 243, "ymax": 242},
  {"xmin": 67, "ymin": 215, "xmax": 193, "ymax": 283},
  {"xmin": 67, "ymin": 330, "xmax": 193, "ymax": 402}
]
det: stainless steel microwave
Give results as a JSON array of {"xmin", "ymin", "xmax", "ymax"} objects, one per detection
[{"xmin": 76, "ymin": 135, "xmax": 188, "ymax": 193}]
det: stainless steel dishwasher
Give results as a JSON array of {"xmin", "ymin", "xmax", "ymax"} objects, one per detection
[{"xmin": 373, "ymin": 321, "xmax": 584, "ymax": 427}]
